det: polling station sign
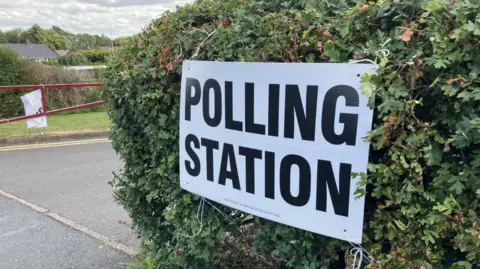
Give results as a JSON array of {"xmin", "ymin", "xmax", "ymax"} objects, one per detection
[{"xmin": 179, "ymin": 60, "xmax": 374, "ymax": 243}]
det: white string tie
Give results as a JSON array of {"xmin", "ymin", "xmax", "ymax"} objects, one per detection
[
  {"xmin": 177, "ymin": 197, "xmax": 205, "ymax": 238},
  {"xmin": 203, "ymin": 199, "xmax": 235, "ymax": 224},
  {"xmin": 344, "ymin": 230, "xmax": 372, "ymax": 268},
  {"xmin": 189, "ymin": 29, "xmax": 216, "ymax": 60},
  {"xmin": 349, "ymin": 38, "xmax": 391, "ymax": 70},
  {"xmin": 350, "ymin": 247, "xmax": 364, "ymax": 269}
]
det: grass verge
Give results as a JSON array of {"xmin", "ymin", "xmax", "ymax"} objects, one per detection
[{"xmin": 0, "ymin": 112, "xmax": 110, "ymax": 138}]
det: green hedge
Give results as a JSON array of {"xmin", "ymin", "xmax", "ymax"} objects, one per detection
[
  {"xmin": 58, "ymin": 53, "xmax": 89, "ymax": 66},
  {"xmin": 0, "ymin": 49, "xmax": 99, "ymax": 119},
  {"xmin": 0, "ymin": 47, "xmax": 30, "ymax": 119},
  {"xmin": 104, "ymin": 0, "xmax": 480, "ymax": 268},
  {"xmin": 78, "ymin": 49, "xmax": 111, "ymax": 63}
]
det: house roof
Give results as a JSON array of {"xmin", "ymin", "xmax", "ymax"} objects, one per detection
[
  {"xmin": 0, "ymin": 43, "xmax": 57, "ymax": 59},
  {"xmin": 55, "ymin": 50, "xmax": 70, "ymax": 56}
]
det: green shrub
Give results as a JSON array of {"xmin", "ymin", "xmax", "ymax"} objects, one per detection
[
  {"xmin": 104, "ymin": 0, "xmax": 480, "ymax": 268},
  {"xmin": 0, "ymin": 58, "xmax": 97, "ymax": 119},
  {"xmin": 78, "ymin": 49, "xmax": 111, "ymax": 63},
  {"xmin": 42, "ymin": 58, "xmax": 61, "ymax": 67},
  {"xmin": 0, "ymin": 47, "xmax": 29, "ymax": 119},
  {"xmin": 58, "ymin": 53, "xmax": 89, "ymax": 66}
]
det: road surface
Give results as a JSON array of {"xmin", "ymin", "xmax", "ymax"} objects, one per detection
[
  {"xmin": 0, "ymin": 139, "xmax": 136, "ymax": 268},
  {"xmin": 0, "ymin": 195, "xmax": 130, "ymax": 269}
]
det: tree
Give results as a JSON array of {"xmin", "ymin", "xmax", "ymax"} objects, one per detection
[
  {"xmin": 51, "ymin": 25, "xmax": 70, "ymax": 36},
  {"xmin": 21, "ymin": 24, "xmax": 44, "ymax": 44},
  {"xmin": 1, "ymin": 24, "xmax": 118, "ymax": 49},
  {"xmin": 74, "ymin": 33, "xmax": 96, "ymax": 48},
  {"xmin": 40, "ymin": 29, "xmax": 69, "ymax": 50},
  {"xmin": 113, "ymin": 35, "xmax": 138, "ymax": 46},
  {"xmin": 96, "ymin": 34, "xmax": 112, "ymax": 47},
  {"xmin": 0, "ymin": 30, "xmax": 6, "ymax": 43},
  {"xmin": 4, "ymin": 28, "xmax": 24, "ymax": 43}
]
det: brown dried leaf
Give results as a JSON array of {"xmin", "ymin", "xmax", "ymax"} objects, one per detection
[
  {"xmin": 446, "ymin": 75, "xmax": 465, "ymax": 86},
  {"xmin": 222, "ymin": 17, "xmax": 231, "ymax": 27},
  {"xmin": 401, "ymin": 29, "xmax": 414, "ymax": 42},
  {"xmin": 454, "ymin": 102, "xmax": 461, "ymax": 112}
]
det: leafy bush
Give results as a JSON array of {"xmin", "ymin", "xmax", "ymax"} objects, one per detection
[
  {"xmin": 20, "ymin": 61, "xmax": 97, "ymax": 110},
  {"xmin": 0, "ymin": 57, "xmax": 97, "ymax": 119},
  {"xmin": 104, "ymin": 0, "xmax": 480, "ymax": 268},
  {"xmin": 57, "ymin": 53, "xmax": 89, "ymax": 66},
  {"xmin": 78, "ymin": 49, "xmax": 111, "ymax": 63},
  {"xmin": 0, "ymin": 47, "xmax": 28, "ymax": 119}
]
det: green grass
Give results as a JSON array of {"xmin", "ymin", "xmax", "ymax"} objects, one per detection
[{"xmin": 0, "ymin": 112, "xmax": 110, "ymax": 138}]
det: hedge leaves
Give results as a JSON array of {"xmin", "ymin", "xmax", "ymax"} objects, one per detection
[{"xmin": 104, "ymin": 0, "xmax": 480, "ymax": 268}]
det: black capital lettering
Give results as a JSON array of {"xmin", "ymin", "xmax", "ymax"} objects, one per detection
[
  {"xmin": 284, "ymin": 85, "xmax": 318, "ymax": 141},
  {"xmin": 225, "ymin": 81, "xmax": 243, "ymax": 131},
  {"xmin": 322, "ymin": 85, "xmax": 359, "ymax": 146},
  {"xmin": 219, "ymin": 143, "xmax": 241, "ymax": 190},
  {"xmin": 245, "ymin": 83, "xmax": 266, "ymax": 135},
  {"xmin": 185, "ymin": 78, "xmax": 201, "ymax": 121},
  {"xmin": 203, "ymin": 79, "xmax": 222, "ymax": 127},
  {"xmin": 265, "ymin": 151, "xmax": 276, "ymax": 199},
  {"xmin": 201, "ymin": 138, "xmax": 219, "ymax": 182},
  {"xmin": 316, "ymin": 161, "xmax": 351, "ymax": 217},
  {"xmin": 280, "ymin": 155, "xmax": 311, "ymax": 207},
  {"xmin": 185, "ymin": 134, "xmax": 200, "ymax": 176},
  {"xmin": 268, "ymin": 84, "xmax": 280, "ymax": 137},
  {"xmin": 239, "ymin": 146, "xmax": 263, "ymax": 194}
]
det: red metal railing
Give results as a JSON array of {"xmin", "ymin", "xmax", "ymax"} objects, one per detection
[{"xmin": 0, "ymin": 83, "xmax": 106, "ymax": 125}]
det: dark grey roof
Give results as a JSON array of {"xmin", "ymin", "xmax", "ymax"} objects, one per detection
[{"xmin": 0, "ymin": 44, "xmax": 57, "ymax": 59}]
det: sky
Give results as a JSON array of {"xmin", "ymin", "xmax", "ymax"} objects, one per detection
[{"xmin": 0, "ymin": 0, "xmax": 194, "ymax": 38}]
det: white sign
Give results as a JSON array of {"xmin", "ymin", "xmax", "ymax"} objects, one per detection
[
  {"xmin": 20, "ymin": 89, "xmax": 47, "ymax": 128},
  {"xmin": 179, "ymin": 60, "xmax": 374, "ymax": 243}
]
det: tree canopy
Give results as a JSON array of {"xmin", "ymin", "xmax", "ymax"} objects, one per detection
[{"xmin": 0, "ymin": 24, "xmax": 132, "ymax": 50}]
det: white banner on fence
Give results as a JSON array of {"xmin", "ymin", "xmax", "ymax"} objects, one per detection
[
  {"xmin": 179, "ymin": 60, "xmax": 374, "ymax": 243},
  {"xmin": 20, "ymin": 89, "xmax": 47, "ymax": 128}
]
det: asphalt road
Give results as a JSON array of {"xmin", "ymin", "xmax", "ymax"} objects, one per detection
[
  {"xmin": 0, "ymin": 195, "xmax": 130, "ymax": 269},
  {"xmin": 0, "ymin": 140, "xmax": 137, "ymax": 268}
]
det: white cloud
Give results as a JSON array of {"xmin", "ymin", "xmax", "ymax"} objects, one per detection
[{"xmin": 0, "ymin": 0, "xmax": 193, "ymax": 37}]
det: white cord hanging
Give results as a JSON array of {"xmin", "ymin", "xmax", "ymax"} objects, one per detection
[
  {"xmin": 190, "ymin": 30, "xmax": 216, "ymax": 60},
  {"xmin": 203, "ymin": 199, "xmax": 236, "ymax": 224},
  {"xmin": 343, "ymin": 230, "xmax": 372, "ymax": 269},
  {"xmin": 349, "ymin": 38, "xmax": 392, "ymax": 70},
  {"xmin": 176, "ymin": 195, "xmax": 237, "ymax": 239},
  {"xmin": 177, "ymin": 197, "xmax": 205, "ymax": 238},
  {"xmin": 350, "ymin": 247, "xmax": 364, "ymax": 269}
]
